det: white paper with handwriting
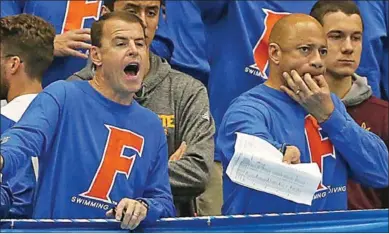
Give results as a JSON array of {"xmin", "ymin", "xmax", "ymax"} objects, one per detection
[{"xmin": 226, "ymin": 132, "xmax": 321, "ymax": 206}]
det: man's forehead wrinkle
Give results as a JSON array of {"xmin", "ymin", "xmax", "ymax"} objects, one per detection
[
  {"xmin": 105, "ymin": 22, "xmax": 143, "ymax": 39},
  {"xmin": 111, "ymin": 29, "xmax": 129, "ymax": 36}
]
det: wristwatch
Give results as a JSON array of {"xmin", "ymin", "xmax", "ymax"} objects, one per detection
[
  {"xmin": 279, "ymin": 143, "xmax": 292, "ymax": 156},
  {"xmin": 136, "ymin": 199, "xmax": 149, "ymax": 211}
]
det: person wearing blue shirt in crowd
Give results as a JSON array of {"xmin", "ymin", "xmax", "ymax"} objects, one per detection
[
  {"xmin": 217, "ymin": 14, "xmax": 388, "ymax": 215},
  {"xmin": 68, "ymin": 0, "xmax": 215, "ymax": 218},
  {"xmin": 193, "ymin": 0, "xmax": 389, "ymax": 167},
  {"xmin": 0, "ymin": 12, "xmax": 175, "ymax": 229}
]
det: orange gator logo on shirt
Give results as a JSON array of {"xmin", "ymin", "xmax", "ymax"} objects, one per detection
[{"xmin": 245, "ymin": 9, "xmax": 290, "ymax": 79}]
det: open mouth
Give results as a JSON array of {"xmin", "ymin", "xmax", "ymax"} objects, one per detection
[{"xmin": 124, "ymin": 63, "xmax": 140, "ymax": 76}]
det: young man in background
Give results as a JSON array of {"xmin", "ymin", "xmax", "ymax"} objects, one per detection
[
  {"xmin": 0, "ymin": 13, "xmax": 55, "ymax": 218},
  {"xmin": 311, "ymin": 0, "xmax": 389, "ymax": 209}
]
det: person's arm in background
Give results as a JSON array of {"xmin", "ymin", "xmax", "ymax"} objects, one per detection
[
  {"xmin": 320, "ymin": 95, "xmax": 388, "ymax": 188},
  {"xmin": 0, "ymin": 82, "xmax": 64, "ymax": 182},
  {"xmin": 165, "ymin": 1, "xmax": 210, "ymax": 86},
  {"xmin": 168, "ymin": 78, "xmax": 215, "ymax": 199},
  {"xmin": 0, "ymin": 1, "xmax": 91, "ymax": 60},
  {"xmin": 355, "ymin": 0, "xmax": 388, "ymax": 100},
  {"xmin": 53, "ymin": 28, "xmax": 91, "ymax": 59}
]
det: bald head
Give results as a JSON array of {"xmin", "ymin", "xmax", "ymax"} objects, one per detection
[
  {"xmin": 269, "ymin": 14, "xmax": 324, "ymax": 46},
  {"xmin": 266, "ymin": 13, "xmax": 327, "ymax": 86}
]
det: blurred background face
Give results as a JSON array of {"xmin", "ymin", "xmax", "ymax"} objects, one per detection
[
  {"xmin": 279, "ymin": 21, "xmax": 327, "ymax": 78},
  {"xmin": 322, "ymin": 11, "xmax": 363, "ymax": 79},
  {"xmin": 113, "ymin": 0, "xmax": 160, "ymax": 46},
  {"xmin": 98, "ymin": 19, "xmax": 147, "ymax": 95}
]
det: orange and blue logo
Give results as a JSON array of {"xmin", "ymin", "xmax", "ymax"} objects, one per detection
[{"xmin": 245, "ymin": 9, "xmax": 290, "ymax": 79}]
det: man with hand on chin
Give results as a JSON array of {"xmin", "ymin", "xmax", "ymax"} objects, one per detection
[
  {"xmin": 217, "ymin": 13, "xmax": 388, "ymax": 215},
  {"xmin": 0, "ymin": 11, "xmax": 175, "ymax": 230}
]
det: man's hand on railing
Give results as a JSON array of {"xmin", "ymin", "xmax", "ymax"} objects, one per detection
[{"xmin": 106, "ymin": 198, "xmax": 148, "ymax": 230}]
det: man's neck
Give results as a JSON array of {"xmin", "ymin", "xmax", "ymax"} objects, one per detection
[
  {"xmin": 89, "ymin": 74, "xmax": 134, "ymax": 106},
  {"xmin": 7, "ymin": 78, "xmax": 42, "ymax": 102},
  {"xmin": 325, "ymin": 73, "xmax": 353, "ymax": 99},
  {"xmin": 265, "ymin": 70, "xmax": 286, "ymax": 90}
]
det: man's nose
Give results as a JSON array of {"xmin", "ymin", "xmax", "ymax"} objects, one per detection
[
  {"xmin": 127, "ymin": 41, "xmax": 139, "ymax": 57},
  {"xmin": 310, "ymin": 50, "xmax": 324, "ymax": 69},
  {"xmin": 341, "ymin": 37, "xmax": 354, "ymax": 54}
]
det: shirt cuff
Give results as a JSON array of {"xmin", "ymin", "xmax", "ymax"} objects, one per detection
[{"xmin": 319, "ymin": 108, "xmax": 347, "ymax": 136}]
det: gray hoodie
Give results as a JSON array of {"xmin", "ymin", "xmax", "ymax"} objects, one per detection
[
  {"xmin": 342, "ymin": 73, "xmax": 373, "ymax": 107},
  {"xmin": 68, "ymin": 53, "xmax": 215, "ymax": 215}
]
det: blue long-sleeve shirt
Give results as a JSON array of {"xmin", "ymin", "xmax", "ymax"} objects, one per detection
[
  {"xmin": 217, "ymin": 84, "xmax": 388, "ymax": 215},
  {"xmin": 194, "ymin": 0, "xmax": 389, "ymax": 162},
  {"xmin": 0, "ymin": 81, "xmax": 175, "ymax": 221},
  {"xmin": 0, "ymin": 94, "xmax": 38, "ymax": 219}
]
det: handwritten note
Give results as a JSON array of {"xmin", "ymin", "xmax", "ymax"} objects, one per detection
[{"xmin": 226, "ymin": 132, "xmax": 321, "ymax": 206}]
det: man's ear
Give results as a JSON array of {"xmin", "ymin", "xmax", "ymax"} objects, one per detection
[
  {"xmin": 90, "ymin": 46, "xmax": 102, "ymax": 67},
  {"xmin": 8, "ymin": 56, "xmax": 23, "ymax": 75},
  {"xmin": 100, "ymin": 5, "xmax": 111, "ymax": 16},
  {"xmin": 269, "ymin": 43, "xmax": 282, "ymax": 65}
]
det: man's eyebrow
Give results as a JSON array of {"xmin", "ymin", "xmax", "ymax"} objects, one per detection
[
  {"xmin": 122, "ymin": 3, "xmax": 140, "ymax": 10},
  {"xmin": 296, "ymin": 43, "xmax": 314, "ymax": 47},
  {"xmin": 122, "ymin": 3, "xmax": 159, "ymax": 10},
  {"xmin": 113, "ymin": 36, "xmax": 128, "ymax": 41},
  {"xmin": 313, "ymin": 43, "xmax": 327, "ymax": 49},
  {"xmin": 327, "ymin": 30, "xmax": 362, "ymax": 35},
  {"xmin": 327, "ymin": 30, "xmax": 343, "ymax": 34},
  {"xmin": 134, "ymin": 37, "xmax": 146, "ymax": 42},
  {"xmin": 146, "ymin": 5, "xmax": 160, "ymax": 10},
  {"xmin": 296, "ymin": 43, "xmax": 327, "ymax": 49}
]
